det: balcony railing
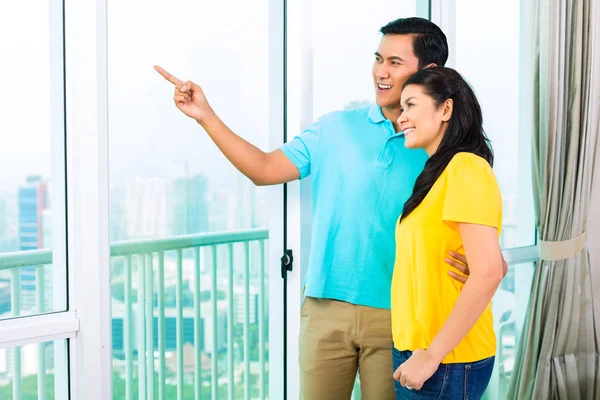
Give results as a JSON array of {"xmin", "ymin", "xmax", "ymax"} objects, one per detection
[
  {"xmin": 0, "ymin": 228, "xmax": 270, "ymax": 400},
  {"xmin": 0, "ymin": 227, "xmax": 523, "ymax": 400}
]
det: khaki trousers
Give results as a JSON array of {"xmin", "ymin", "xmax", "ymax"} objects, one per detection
[{"xmin": 299, "ymin": 297, "xmax": 395, "ymax": 400}]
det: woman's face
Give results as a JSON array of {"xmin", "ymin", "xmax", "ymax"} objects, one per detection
[{"xmin": 397, "ymin": 84, "xmax": 452, "ymax": 156}]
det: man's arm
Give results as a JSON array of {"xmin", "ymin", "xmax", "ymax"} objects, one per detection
[
  {"xmin": 198, "ymin": 113, "xmax": 299, "ymax": 186},
  {"xmin": 154, "ymin": 65, "xmax": 299, "ymax": 186}
]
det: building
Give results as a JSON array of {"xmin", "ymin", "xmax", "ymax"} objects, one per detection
[
  {"xmin": 0, "ymin": 198, "xmax": 7, "ymax": 238},
  {"xmin": 168, "ymin": 174, "xmax": 209, "ymax": 236},
  {"xmin": 122, "ymin": 174, "xmax": 209, "ymax": 240},
  {"xmin": 111, "ymin": 299, "xmax": 228, "ymax": 360},
  {"xmin": 234, "ymin": 286, "xmax": 259, "ymax": 325},
  {"xmin": 124, "ymin": 177, "xmax": 170, "ymax": 239},
  {"xmin": 17, "ymin": 176, "xmax": 48, "ymax": 312}
]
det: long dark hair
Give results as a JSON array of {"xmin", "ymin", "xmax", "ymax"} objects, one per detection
[{"xmin": 400, "ymin": 67, "xmax": 493, "ymax": 222}]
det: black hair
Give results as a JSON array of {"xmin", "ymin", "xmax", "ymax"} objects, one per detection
[
  {"xmin": 400, "ymin": 67, "xmax": 493, "ymax": 222},
  {"xmin": 380, "ymin": 17, "xmax": 448, "ymax": 68}
]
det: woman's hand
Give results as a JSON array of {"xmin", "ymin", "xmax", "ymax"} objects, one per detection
[{"xmin": 392, "ymin": 349, "xmax": 441, "ymax": 391}]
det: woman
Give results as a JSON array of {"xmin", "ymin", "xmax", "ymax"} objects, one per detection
[{"xmin": 391, "ymin": 67, "xmax": 504, "ymax": 399}]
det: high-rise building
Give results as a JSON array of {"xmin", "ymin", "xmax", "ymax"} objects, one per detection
[
  {"xmin": 18, "ymin": 176, "xmax": 48, "ymax": 312},
  {"xmin": 232, "ymin": 173, "xmax": 257, "ymax": 230},
  {"xmin": 234, "ymin": 286, "xmax": 259, "ymax": 325},
  {"xmin": 41, "ymin": 209, "xmax": 52, "ymax": 249},
  {"xmin": 40, "ymin": 209, "xmax": 54, "ymax": 310},
  {"xmin": 0, "ymin": 195, "xmax": 18, "ymax": 253},
  {"xmin": 1, "ymin": 184, "xmax": 55, "ymax": 381},
  {"xmin": 18, "ymin": 176, "xmax": 47, "ymax": 250},
  {"xmin": 208, "ymin": 190, "xmax": 230, "ymax": 232},
  {"xmin": 111, "ymin": 299, "xmax": 227, "ymax": 356},
  {"xmin": 0, "ymin": 197, "xmax": 13, "ymax": 316},
  {"xmin": 0, "ymin": 198, "xmax": 7, "ymax": 238},
  {"xmin": 109, "ymin": 184, "xmax": 127, "ymax": 241},
  {"xmin": 168, "ymin": 174, "xmax": 209, "ymax": 236},
  {"xmin": 124, "ymin": 177, "xmax": 170, "ymax": 239},
  {"xmin": 0, "ymin": 197, "xmax": 17, "ymax": 253},
  {"xmin": 122, "ymin": 175, "xmax": 209, "ymax": 239}
]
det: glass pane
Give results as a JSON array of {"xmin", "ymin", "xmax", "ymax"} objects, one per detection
[
  {"xmin": 107, "ymin": 0, "xmax": 271, "ymax": 398},
  {"xmin": 0, "ymin": 339, "xmax": 69, "ymax": 400},
  {"xmin": 416, "ymin": 0, "xmax": 430, "ymax": 18},
  {"xmin": 453, "ymin": 0, "xmax": 536, "ymax": 248},
  {"xmin": 312, "ymin": 1, "xmax": 421, "ymax": 118},
  {"xmin": 0, "ymin": 1, "xmax": 67, "ymax": 320},
  {"xmin": 484, "ymin": 262, "xmax": 534, "ymax": 399}
]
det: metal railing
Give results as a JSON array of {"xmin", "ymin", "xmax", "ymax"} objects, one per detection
[
  {"xmin": 0, "ymin": 229, "xmax": 531, "ymax": 400},
  {"xmin": 0, "ymin": 228, "xmax": 269, "ymax": 400}
]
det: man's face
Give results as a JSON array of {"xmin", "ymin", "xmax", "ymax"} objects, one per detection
[{"xmin": 372, "ymin": 34, "xmax": 420, "ymax": 109}]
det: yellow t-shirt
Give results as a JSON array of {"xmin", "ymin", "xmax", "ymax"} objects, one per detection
[{"xmin": 391, "ymin": 152, "xmax": 502, "ymax": 364}]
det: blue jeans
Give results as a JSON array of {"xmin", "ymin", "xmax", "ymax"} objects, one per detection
[{"xmin": 392, "ymin": 347, "xmax": 494, "ymax": 399}]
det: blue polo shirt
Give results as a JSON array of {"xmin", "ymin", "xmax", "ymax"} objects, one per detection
[{"xmin": 280, "ymin": 105, "xmax": 428, "ymax": 309}]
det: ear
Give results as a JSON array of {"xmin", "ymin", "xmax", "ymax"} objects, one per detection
[
  {"xmin": 441, "ymin": 98, "xmax": 453, "ymax": 122},
  {"xmin": 423, "ymin": 63, "xmax": 437, "ymax": 69}
]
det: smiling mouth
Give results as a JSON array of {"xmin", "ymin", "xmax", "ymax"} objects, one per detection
[
  {"xmin": 403, "ymin": 127, "xmax": 415, "ymax": 134},
  {"xmin": 377, "ymin": 83, "xmax": 393, "ymax": 90}
]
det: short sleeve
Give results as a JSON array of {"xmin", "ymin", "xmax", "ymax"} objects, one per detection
[
  {"xmin": 442, "ymin": 154, "xmax": 503, "ymax": 230},
  {"xmin": 279, "ymin": 117, "xmax": 322, "ymax": 179}
]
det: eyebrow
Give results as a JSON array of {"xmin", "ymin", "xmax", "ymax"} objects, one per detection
[
  {"xmin": 374, "ymin": 52, "xmax": 405, "ymax": 62},
  {"xmin": 402, "ymin": 96, "xmax": 417, "ymax": 104}
]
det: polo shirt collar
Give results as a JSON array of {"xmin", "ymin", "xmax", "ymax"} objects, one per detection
[{"xmin": 368, "ymin": 104, "xmax": 386, "ymax": 124}]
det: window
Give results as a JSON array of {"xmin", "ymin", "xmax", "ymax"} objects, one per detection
[
  {"xmin": 0, "ymin": 2, "xmax": 71, "ymax": 397},
  {"xmin": 434, "ymin": 0, "xmax": 538, "ymax": 398},
  {"xmin": 107, "ymin": 0, "xmax": 275, "ymax": 398},
  {"xmin": 0, "ymin": 339, "xmax": 69, "ymax": 399},
  {"xmin": 0, "ymin": 0, "xmax": 67, "ymax": 321},
  {"xmin": 311, "ymin": 1, "xmax": 428, "ymax": 118},
  {"xmin": 451, "ymin": 0, "xmax": 536, "ymax": 249}
]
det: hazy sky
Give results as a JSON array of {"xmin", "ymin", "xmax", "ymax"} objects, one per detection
[
  {"xmin": 0, "ymin": 1, "xmax": 53, "ymax": 193},
  {"xmin": 1, "ymin": 0, "xmax": 523, "ymax": 207}
]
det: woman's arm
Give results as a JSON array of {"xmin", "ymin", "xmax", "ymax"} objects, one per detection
[
  {"xmin": 446, "ymin": 251, "xmax": 508, "ymax": 283},
  {"xmin": 427, "ymin": 222, "xmax": 504, "ymax": 360},
  {"xmin": 394, "ymin": 222, "xmax": 504, "ymax": 390}
]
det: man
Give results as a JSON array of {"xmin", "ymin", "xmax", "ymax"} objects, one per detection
[{"xmin": 156, "ymin": 17, "xmax": 500, "ymax": 399}]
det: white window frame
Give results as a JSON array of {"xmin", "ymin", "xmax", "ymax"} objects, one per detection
[
  {"xmin": 0, "ymin": 312, "xmax": 79, "ymax": 349},
  {"xmin": 64, "ymin": 0, "xmax": 112, "ymax": 398},
  {"xmin": 0, "ymin": 0, "xmax": 113, "ymax": 397},
  {"xmin": 0, "ymin": 0, "xmax": 115, "ymax": 398}
]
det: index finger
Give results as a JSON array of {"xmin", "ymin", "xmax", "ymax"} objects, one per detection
[{"xmin": 154, "ymin": 65, "xmax": 180, "ymax": 85}]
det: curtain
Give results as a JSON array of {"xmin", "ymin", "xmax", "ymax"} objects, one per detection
[{"xmin": 507, "ymin": 0, "xmax": 600, "ymax": 399}]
